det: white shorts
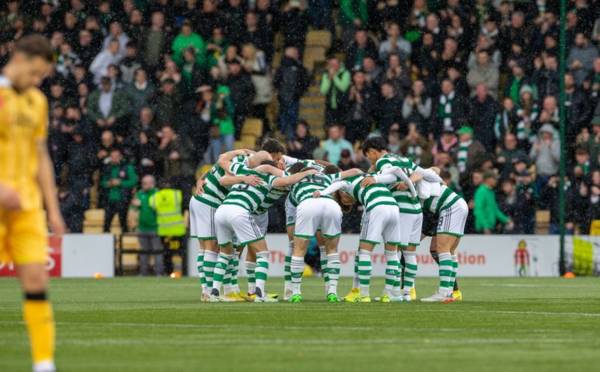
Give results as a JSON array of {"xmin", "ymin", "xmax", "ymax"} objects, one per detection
[
  {"xmin": 252, "ymin": 212, "xmax": 269, "ymax": 236},
  {"xmin": 399, "ymin": 212, "xmax": 423, "ymax": 247},
  {"xmin": 215, "ymin": 204, "xmax": 264, "ymax": 246},
  {"xmin": 189, "ymin": 197, "xmax": 217, "ymax": 240},
  {"xmin": 437, "ymin": 199, "xmax": 468, "ymax": 237},
  {"xmin": 294, "ymin": 198, "xmax": 342, "ymax": 239},
  {"xmin": 285, "ymin": 196, "xmax": 297, "ymax": 226},
  {"xmin": 360, "ymin": 204, "xmax": 402, "ymax": 246}
]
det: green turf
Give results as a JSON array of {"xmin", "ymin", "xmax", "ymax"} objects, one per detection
[{"xmin": 1, "ymin": 277, "xmax": 599, "ymax": 372}]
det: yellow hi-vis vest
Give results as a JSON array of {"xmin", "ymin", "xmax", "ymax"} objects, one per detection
[{"xmin": 150, "ymin": 188, "xmax": 186, "ymax": 237}]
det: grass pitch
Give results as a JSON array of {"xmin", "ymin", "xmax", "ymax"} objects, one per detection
[{"xmin": 1, "ymin": 277, "xmax": 599, "ymax": 372}]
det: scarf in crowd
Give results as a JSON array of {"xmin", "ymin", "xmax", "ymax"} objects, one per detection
[
  {"xmin": 405, "ymin": 144, "xmax": 422, "ymax": 165},
  {"xmin": 438, "ymin": 91, "xmax": 455, "ymax": 131},
  {"xmin": 494, "ymin": 110, "xmax": 511, "ymax": 140},
  {"xmin": 516, "ymin": 104, "xmax": 539, "ymax": 142},
  {"xmin": 457, "ymin": 139, "xmax": 471, "ymax": 173}
]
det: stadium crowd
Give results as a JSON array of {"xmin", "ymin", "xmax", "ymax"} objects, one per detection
[{"xmin": 1, "ymin": 0, "xmax": 600, "ymax": 236}]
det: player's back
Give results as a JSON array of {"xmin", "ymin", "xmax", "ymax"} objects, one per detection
[{"xmin": 0, "ymin": 77, "xmax": 48, "ymax": 211}]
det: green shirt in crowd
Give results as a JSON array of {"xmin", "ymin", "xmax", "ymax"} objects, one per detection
[
  {"xmin": 473, "ymin": 183, "xmax": 509, "ymax": 232},
  {"xmin": 134, "ymin": 188, "xmax": 158, "ymax": 233},
  {"xmin": 101, "ymin": 163, "xmax": 139, "ymax": 202}
]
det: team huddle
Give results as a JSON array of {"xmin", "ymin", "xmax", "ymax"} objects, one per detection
[{"xmin": 190, "ymin": 137, "xmax": 468, "ymax": 303}]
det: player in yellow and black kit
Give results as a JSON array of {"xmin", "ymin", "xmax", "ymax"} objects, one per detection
[{"xmin": 0, "ymin": 35, "xmax": 65, "ymax": 372}]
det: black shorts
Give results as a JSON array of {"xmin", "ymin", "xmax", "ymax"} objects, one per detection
[{"xmin": 421, "ymin": 210, "xmax": 438, "ymax": 237}]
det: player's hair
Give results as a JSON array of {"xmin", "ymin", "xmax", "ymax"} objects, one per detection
[
  {"xmin": 439, "ymin": 170, "xmax": 451, "ymax": 181},
  {"xmin": 323, "ymin": 165, "xmax": 340, "ymax": 174},
  {"xmin": 287, "ymin": 162, "xmax": 305, "ymax": 174},
  {"xmin": 261, "ymin": 138, "xmax": 286, "ymax": 155},
  {"xmin": 14, "ymin": 34, "xmax": 54, "ymax": 62},
  {"xmin": 361, "ymin": 136, "xmax": 387, "ymax": 154},
  {"xmin": 260, "ymin": 160, "xmax": 277, "ymax": 167}
]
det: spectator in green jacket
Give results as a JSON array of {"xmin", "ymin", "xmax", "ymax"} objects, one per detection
[
  {"xmin": 474, "ymin": 171, "xmax": 513, "ymax": 234},
  {"xmin": 320, "ymin": 55, "xmax": 351, "ymax": 125},
  {"xmin": 101, "ymin": 148, "xmax": 139, "ymax": 233},
  {"xmin": 171, "ymin": 20, "xmax": 206, "ymax": 67},
  {"xmin": 131, "ymin": 175, "xmax": 163, "ymax": 276}
]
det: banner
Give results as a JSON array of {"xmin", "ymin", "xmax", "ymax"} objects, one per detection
[
  {"xmin": 564, "ymin": 236, "xmax": 600, "ymax": 276},
  {"xmin": 187, "ymin": 234, "xmax": 560, "ymax": 277},
  {"xmin": 0, "ymin": 234, "xmax": 114, "ymax": 278}
]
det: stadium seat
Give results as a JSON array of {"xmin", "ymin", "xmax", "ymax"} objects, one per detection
[
  {"xmin": 122, "ymin": 235, "xmax": 141, "ymax": 250},
  {"xmin": 83, "ymin": 209, "xmax": 105, "ymax": 233},
  {"xmin": 234, "ymin": 140, "xmax": 245, "ymax": 150},
  {"xmin": 305, "ymin": 30, "xmax": 332, "ymax": 49},
  {"xmin": 535, "ymin": 210, "xmax": 550, "ymax": 234},
  {"xmin": 242, "ymin": 118, "xmax": 263, "ymax": 137},
  {"xmin": 303, "ymin": 46, "xmax": 326, "ymax": 71}
]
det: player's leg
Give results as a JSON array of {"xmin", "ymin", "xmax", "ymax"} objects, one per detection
[
  {"xmin": 395, "ymin": 212, "xmax": 412, "ymax": 298},
  {"xmin": 445, "ymin": 200, "xmax": 467, "ymax": 300},
  {"xmin": 210, "ymin": 206, "xmax": 235, "ymax": 300},
  {"xmin": 193, "ymin": 201, "xmax": 219, "ymax": 300},
  {"xmin": 343, "ymin": 210, "xmax": 366, "ymax": 302},
  {"xmin": 378, "ymin": 205, "xmax": 402, "ymax": 302},
  {"xmin": 245, "ymin": 245, "xmax": 257, "ymax": 297},
  {"xmin": 283, "ymin": 198, "xmax": 296, "ymax": 300},
  {"xmin": 233, "ymin": 209, "xmax": 271, "ymax": 302},
  {"xmin": 10, "ymin": 210, "xmax": 55, "ymax": 371},
  {"xmin": 323, "ymin": 236, "xmax": 340, "ymax": 301},
  {"xmin": 316, "ymin": 231, "xmax": 329, "ymax": 295},
  {"xmin": 289, "ymin": 199, "xmax": 319, "ymax": 302},
  {"xmin": 401, "ymin": 213, "xmax": 423, "ymax": 301},
  {"xmin": 355, "ymin": 241, "xmax": 374, "ymax": 302},
  {"xmin": 319, "ymin": 199, "xmax": 343, "ymax": 302},
  {"xmin": 248, "ymin": 239, "xmax": 275, "ymax": 302}
]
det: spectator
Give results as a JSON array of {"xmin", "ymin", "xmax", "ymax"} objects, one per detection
[
  {"xmin": 226, "ymin": 59, "xmax": 256, "ymax": 136},
  {"xmin": 274, "ymin": 47, "xmax": 308, "ymax": 139},
  {"xmin": 375, "ymin": 81, "xmax": 402, "ymax": 137},
  {"xmin": 345, "ymin": 70, "xmax": 375, "ymax": 144},
  {"xmin": 241, "ymin": 44, "xmax": 272, "ymax": 130},
  {"xmin": 89, "ymin": 38, "xmax": 122, "ymax": 84},
  {"xmin": 126, "ymin": 68, "xmax": 156, "ymax": 116},
  {"xmin": 171, "ymin": 20, "xmax": 206, "ymax": 67},
  {"xmin": 101, "ymin": 148, "xmax": 139, "ymax": 233},
  {"xmin": 533, "ymin": 54, "xmax": 560, "ymax": 100},
  {"xmin": 494, "ymin": 97, "xmax": 519, "ymax": 146},
  {"xmin": 132, "ymin": 175, "xmax": 164, "ymax": 276},
  {"xmin": 454, "ymin": 126, "xmax": 486, "ymax": 175},
  {"xmin": 469, "ymin": 84, "xmax": 499, "ymax": 152},
  {"xmin": 103, "ymin": 21, "xmax": 130, "ymax": 57},
  {"xmin": 320, "ymin": 55, "xmax": 351, "ymax": 125},
  {"xmin": 338, "ymin": 0, "xmax": 368, "ymax": 46},
  {"xmin": 157, "ymin": 126, "xmax": 195, "ymax": 193},
  {"xmin": 564, "ymin": 72, "xmax": 591, "ymax": 143},
  {"xmin": 346, "ymin": 29, "xmax": 378, "ymax": 71},
  {"xmin": 287, "ymin": 121, "xmax": 320, "ymax": 160},
  {"xmin": 568, "ymin": 32, "xmax": 599, "ymax": 86},
  {"xmin": 151, "ymin": 78, "xmax": 182, "ymax": 128},
  {"xmin": 530, "ymin": 124, "xmax": 561, "ymax": 190},
  {"xmin": 497, "ymin": 133, "xmax": 528, "ymax": 178},
  {"xmin": 242, "ymin": 11, "xmax": 273, "ymax": 62},
  {"xmin": 433, "ymin": 79, "xmax": 468, "ymax": 137},
  {"xmin": 582, "ymin": 117, "xmax": 600, "ymax": 167},
  {"xmin": 87, "ymin": 77, "xmax": 130, "ymax": 137},
  {"xmin": 142, "ymin": 11, "xmax": 167, "ymax": 73},
  {"xmin": 402, "ymin": 80, "xmax": 432, "ymax": 135},
  {"xmin": 378, "ymin": 22, "xmax": 411, "ymax": 62},
  {"xmin": 399, "ymin": 124, "xmax": 433, "ymax": 167},
  {"xmin": 119, "ymin": 42, "xmax": 142, "ymax": 84},
  {"xmin": 384, "ymin": 53, "xmax": 411, "ymax": 100},
  {"xmin": 280, "ymin": 0, "xmax": 309, "ymax": 49},
  {"xmin": 323, "ymin": 124, "xmax": 353, "ymax": 165},
  {"xmin": 467, "ymin": 50, "xmax": 500, "ymax": 98},
  {"xmin": 474, "ymin": 171, "xmax": 513, "ymax": 234}
]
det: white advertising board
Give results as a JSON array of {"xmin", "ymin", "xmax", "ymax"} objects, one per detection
[{"xmin": 187, "ymin": 234, "xmax": 560, "ymax": 277}]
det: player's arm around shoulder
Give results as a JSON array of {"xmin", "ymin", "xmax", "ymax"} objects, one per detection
[{"xmin": 273, "ymin": 168, "xmax": 318, "ymax": 188}]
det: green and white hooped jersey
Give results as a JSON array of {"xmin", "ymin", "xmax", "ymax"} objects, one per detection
[
  {"xmin": 255, "ymin": 184, "xmax": 288, "ymax": 214},
  {"xmin": 222, "ymin": 168, "xmax": 278, "ymax": 213},
  {"xmin": 336, "ymin": 175, "xmax": 397, "ymax": 212},
  {"xmin": 375, "ymin": 154, "xmax": 422, "ymax": 214},
  {"xmin": 290, "ymin": 173, "xmax": 341, "ymax": 206},
  {"xmin": 285, "ymin": 158, "xmax": 327, "ymax": 207},
  {"xmin": 194, "ymin": 155, "xmax": 247, "ymax": 208},
  {"xmin": 422, "ymin": 184, "xmax": 463, "ymax": 214}
]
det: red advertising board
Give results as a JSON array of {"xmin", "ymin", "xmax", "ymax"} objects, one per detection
[{"xmin": 0, "ymin": 236, "xmax": 62, "ymax": 277}]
